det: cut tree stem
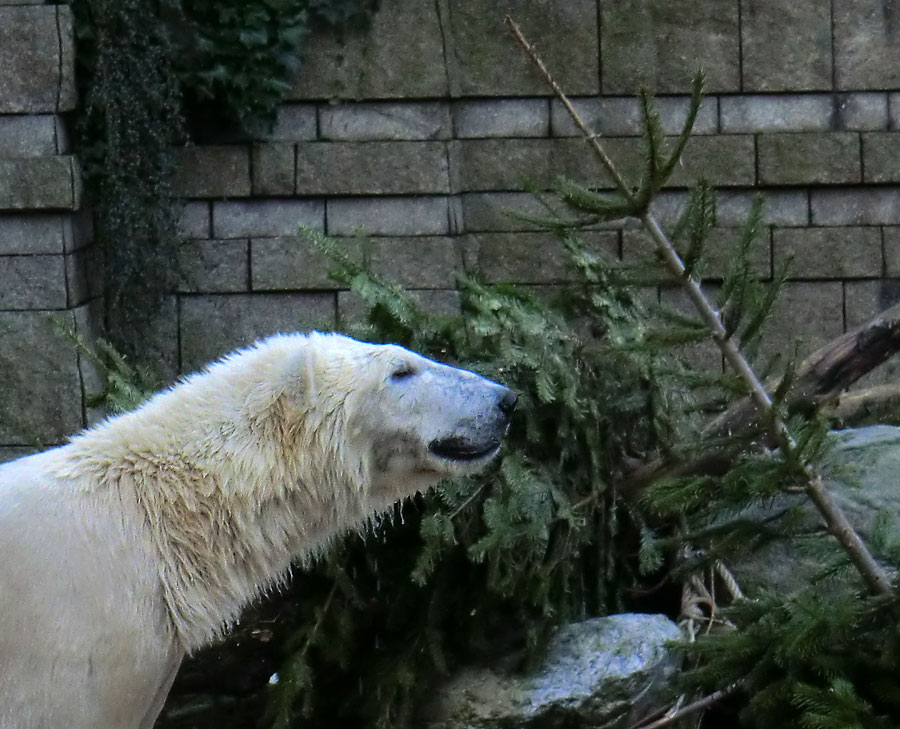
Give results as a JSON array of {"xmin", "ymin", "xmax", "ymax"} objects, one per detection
[{"xmin": 505, "ymin": 15, "xmax": 893, "ymax": 597}]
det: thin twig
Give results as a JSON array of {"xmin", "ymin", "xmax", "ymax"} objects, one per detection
[
  {"xmin": 630, "ymin": 684, "xmax": 740, "ymax": 729},
  {"xmin": 505, "ymin": 17, "xmax": 635, "ymax": 202},
  {"xmin": 505, "ymin": 17, "xmax": 893, "ymax": 597}
]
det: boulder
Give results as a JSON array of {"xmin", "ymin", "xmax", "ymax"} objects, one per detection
[{"xmin": 421, "ymin": 613, "xmax": 681, "ymax": 729}]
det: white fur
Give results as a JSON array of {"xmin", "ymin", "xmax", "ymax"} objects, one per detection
[{"xmin": 0, "ymin": 332, "xmax": 510, "ymax": 729}]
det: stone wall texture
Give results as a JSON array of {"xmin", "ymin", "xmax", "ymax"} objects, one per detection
[{"xmin": 4, "ymin": 0, "xmax": 900, "ymax": 455}]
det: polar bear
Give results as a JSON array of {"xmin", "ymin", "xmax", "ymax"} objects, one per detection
[{"xmin": 0, "ymin": 332, "xmax": 515, "ymax": 729}]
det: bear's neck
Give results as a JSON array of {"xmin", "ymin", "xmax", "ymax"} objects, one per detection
[{"xmin": 60, "ymin": 361, "xmax": 371, "ymax": 652}]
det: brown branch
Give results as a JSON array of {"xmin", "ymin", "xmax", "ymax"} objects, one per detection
[{"xmin": 506, "ymin": 16, "xmax": 894, "ymax": 597}]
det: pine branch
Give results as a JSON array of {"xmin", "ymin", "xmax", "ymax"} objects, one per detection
[{"xmin": 505, "ymin": 17, "xmax": 893, "ymax": 597}]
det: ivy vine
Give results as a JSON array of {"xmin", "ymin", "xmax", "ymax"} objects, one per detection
[{"xmin": 72, "ymin": 0, "xmax": 378, "ymax": 361}]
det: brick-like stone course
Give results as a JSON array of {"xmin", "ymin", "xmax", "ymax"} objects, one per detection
[
  {"xmin": 321, "ymin": 102, "xmax": 451, "ymax": 141},
  {"xmin": 0, "ymin": 115, "xmax": 59, "ymax": 156},
  {"xmin": 773, "ymin": 227, "xmax": 883, "ymax": 279},
  {"xmin": 180, "ymin": 293, "xmax": 336, "ymax": 372},
  {"xmin": 212, "ymin": 200, "xmax": 324, "ymax": 238},
  {"xmin": 327, "ymin": 197, "xmax": 451, "ymax": 236},
  {"xmin": 454, "ymin": 100, "xmax": 548, "ymax": 139},
  {"xmin": 551, "ymin": 97, "xmax": 719, "ymax": 137},
  {"xmin": 833, "ymin": 0, "xmax": 900, "ymax": 89},
  {"xmin": 600, "ymin": 0, "xmax": 740, "ymax": 93},
  {"xmin": 757, "ymin": 133, "xmax": 861, "ymax": 185},
  {"xmin": 252, "ymin": 144, "xmax": 295, "ymax": 196},
  {"xmin": 862, "ymin": 134, "xmax": 900, "ymax": 183},
  {"xmin": 812, "ymin": 188, "xmax": 900, "ymax": 226},
  {"xmin": 0, "ymin": 5, "xmax": 75, "ymax": 113},
  {"xmin": 177, "ymin": 239, "xmax": 249, "ymax": 293},
  {"xmin": 296, "ymin": 141, "xmax": 450, "ymax": 195},
  {"xmin": 0, "ymin": 157, "xmax": 80, "ymax": 210},
  {"xmin": 174, "ymin": 146, "xmax": 251, "ymax": 198},
  {"xmin": 740, "ymin": 0, "xmax": 832, "ymax": 92}
]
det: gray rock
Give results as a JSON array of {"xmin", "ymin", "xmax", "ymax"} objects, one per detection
[
  {"xmin": 728, "ymin": 426, "xmax": 900, "ymax": 593},
  {"xmin": 421, "ymin": 614, "xmax": 681, "ymax": 729}
]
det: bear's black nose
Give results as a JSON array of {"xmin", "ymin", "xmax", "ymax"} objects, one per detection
[{"xmin": 497, "ymin": 388, "xmax": 518, "ymax": 415}]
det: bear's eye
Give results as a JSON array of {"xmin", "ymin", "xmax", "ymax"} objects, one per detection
[{"xmin": 391, "ymin": 365, "xmax": 417, "ymax": 381}]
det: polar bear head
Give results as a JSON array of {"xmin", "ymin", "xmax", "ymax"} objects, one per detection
[{"xmin": 243, "ymin": 332, "xmax": 516, "ymax": 512}]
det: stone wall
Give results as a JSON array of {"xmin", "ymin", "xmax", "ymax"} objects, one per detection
[
  {"xmin": 174, "ymin": 0, "xmax": 900, "ymax": 377},
  {"xmin": 0, "ymin": 0, "xmax": 97, "ymax": 461},
  {"xmin": 4, "ymin": 0, "xmax": 900, "ymax": 453}
]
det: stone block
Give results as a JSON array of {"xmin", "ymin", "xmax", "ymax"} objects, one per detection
[
  {"xmin": 835, "ymin": 93, "xmax": 889, "ymax": 131},
  {"xmin": 466, "ymin": 231, "xmax": 619, "ymax": 284},
  {"xmin": 834, "ymin": 0, "xmax": 900, "ymax": 89},
  {"xmin": 296, "ymin": 141, "xmax": 449, "ymax": 195},
  {"xmin": 773, "ymin": 227, "xmax": 882, "ymax": 279},
  {"xmin": 174, "ymin": 145, "xmax": 251, "ymax": 198},
  {"xmin": 0, "ymin": 156, "xmax": 79, "ymax": 210},
  {"xmin": 177, "ymin": 239, "xmax": 249, "ymax": 293},
  {"xmin": 716, "ymin": 190, "xmax": 810, "ymax": 227},
  {"xmin": 179, "ymin": 293, "xmax": 336, "ymax": 372},
  {"xmin": 252, "ymin": 143, "xmax": 295, "ymax": 196},
  {"xmin": 450, "ymin": 136, "xmax": 754, "ymax": 192},
  {"xmin": 252, "ymin": 236, "xmax": 362, "ymax": 290},
  {"xmin": 812, "ymin": 188, "xmax": 900, "ymax": 225},
  {"xmin": 762, "ymin": 282, "xmax": 844, "ymax": 363},
  {"xmin": 443, "ymin": 0, "xmax": 598, "ymax": 96},
  {"xmin": 338, "ymin": 288, "xmax": 460, "ymax": 325},
  {"xmin": 0, "ymin": 6, "xmax": 74, "ymax": 112},
  {"xmin": 264, "ymin": 104, "xmax": 317, "ymax": 142},
  {"xmin": 720, "ymin": 95, "xmax": 833, "ymax": 133},
  {"xmin": 321, "ymin": 102, "xmax": 451, "ymax": 141},
  {"xmin": 0, "ymin": 310, "xmax": 84, "ymax": 444},
  {"xmin": 623, "ymin": 227, "xmax": 771, "ymax": 279},
  {"xmin": 891, "ymin": 94, "xmax": 900, "ymax": 131},
  {"xmin": 254, "ymin": 235, "xmax": 461, "ymax": 291},
  {"xmin": 289, "ymin": 0, "xmax": 447, "ymax": 99},
  {"xmin": 551, "ymin": 96, "xmax": 719, "ymax": 137},
  {"xmin": 757, "ymin": 133, "xmax": 861, "ymax": 185},
  {"xmin": 0, "ymin": 214, "xmax": 71, "ymax": 254},
  {"xmin": 0, "ymin": 254, "xmax": 67, "ymax": 309},
  {"xmin": 0, "ymin": 115, "xmax": 58, "ymax": 156},
  {"xmin": 327, "ymin": 197, "xmax": 450, "ymax": 236},
  {"xmin": 459, "ymin": 192, "xmax": 548, "ymax": 232},
  {"xmin": 863, "ymin": 134, "xmax": 900, "ymax": 183},
  {"xmin": 454, "ymin": 99, "xmax": 549, "ymax": 139},
  {"xmin": 212, "ymin": 200, "xmax": 324, "ymax": 239},
  {"xmin": 600, "ymin": 0, "xmax": 740, "ymax": 93},
  {"xmin": 740, "ymin": 0, "xmax": 832, "ymax": 91},
  {"xmin": 364, "ymin": 237, "xmax": 462, "ymax": 288}
]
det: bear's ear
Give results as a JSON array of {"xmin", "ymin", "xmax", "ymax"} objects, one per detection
[{"xmin": 276, "ymin": 344, "xmax": 321, "ymax": 406}]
